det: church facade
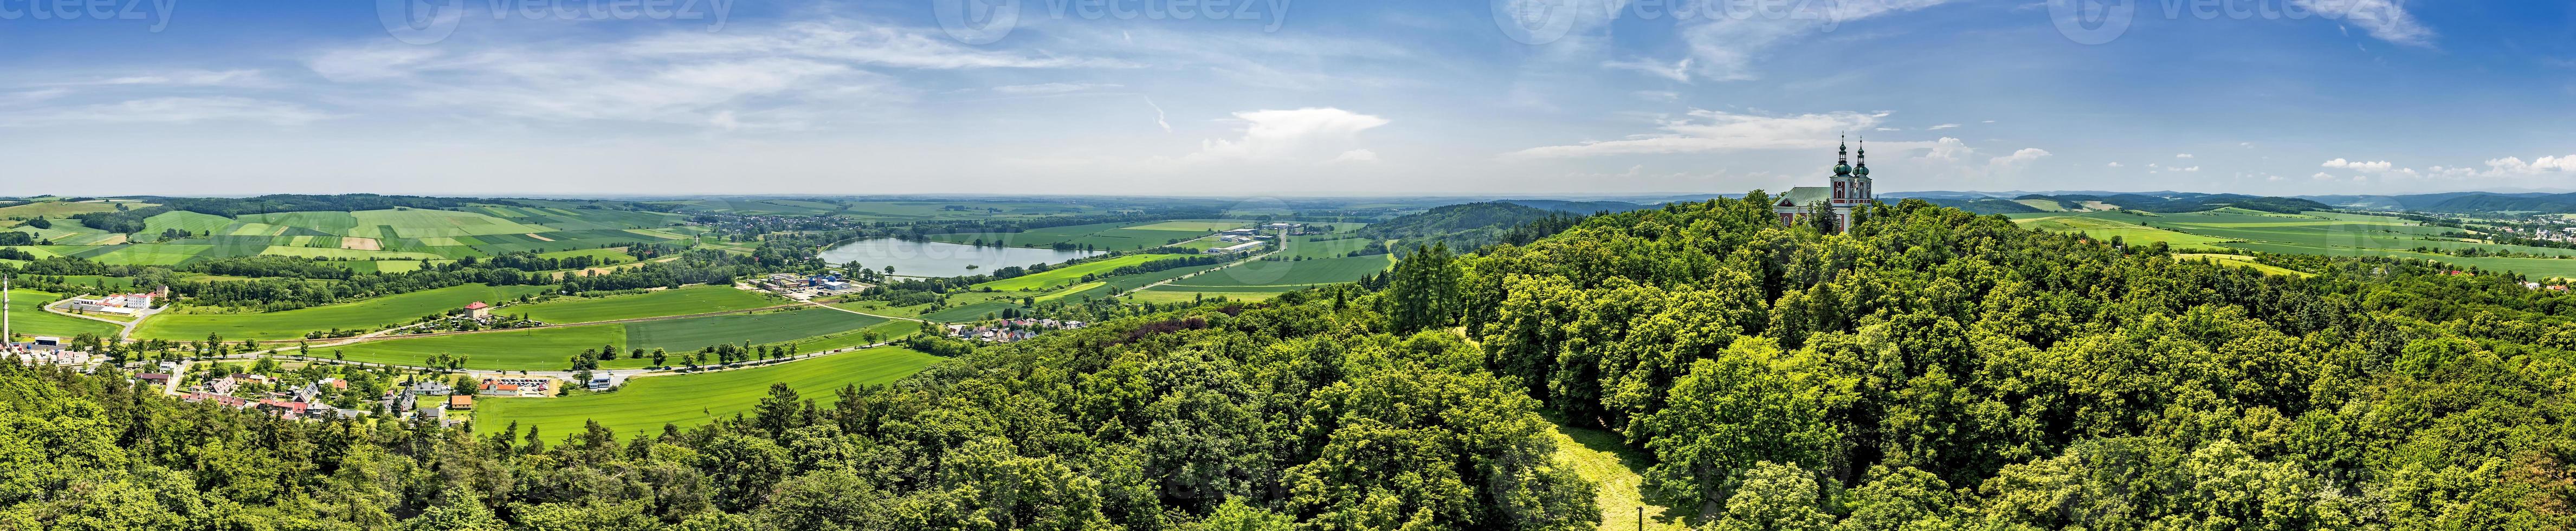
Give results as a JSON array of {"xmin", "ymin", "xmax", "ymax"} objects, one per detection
[{"xmin": 1774, "ymin": 136, "xmax": 1874, "ymax": 232}]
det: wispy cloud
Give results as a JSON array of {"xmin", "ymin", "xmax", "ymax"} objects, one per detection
[
  {"xmin": 991, "ymin": 82, "xmax": 1124, "ymax": 94},
  {"xmin": 0, "ymin": 96, "xmax": 332, "ymax": 126},
  {"xmin": 1505, "ymin": 109, "xmax": 1888, "ymax": 158}
]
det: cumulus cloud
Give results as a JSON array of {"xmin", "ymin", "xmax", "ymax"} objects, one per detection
[
  {"xmin": 2485, "ymin": 154, "xmax": 2576, "ymax": 174},
  {"xmin": 2175, "ymin": 153, "xmax": 2194, "ymax": 159},
  {"xmin": 1183, "ymin": 107, "xmax": 1390, "ymax": 165},
  {"xmin": 2321, "ymin": 158, "xmax": 2394, "ymax": 172},
  {"xmin": 1504, "ymin": 109, "xmax": 1884, "ymax": 159},
  {"xmin": 1926, "ymin": 123, "xmax": 1960, "ymax": 130},
  {"xmin": 1990, "ymin": 147, "xmax": 2051, "ymax": 167},
  {"xmin": 2106, "ymin": 161, "xmax": 2123, "ymax": 167}
]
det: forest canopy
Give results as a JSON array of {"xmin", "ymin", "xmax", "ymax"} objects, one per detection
[{"xmin": 1, "ymin": 195, "xmax": 2571, "ymax": 529}]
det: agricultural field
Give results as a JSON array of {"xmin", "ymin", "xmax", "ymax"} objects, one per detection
[
  {"xmin": 472, "ymin": 345, "xmax": 941, "ymax": 439},
  {"xmin": 2010, "ymin": 212, "xmax": 2233, "ymax": 251},
  {"xmin": 329, "ymin": 324, "xmax": 639, "ymax": 371},
  {"xmin": 2016, "ymin": 208, "xmax": 2576, "ymax": 279},
  {"xmin": 622, "ymin": 307, "xmax": 889, "ymax": 353},
  {"xmin": 972, "ymin": 254, "xmax": 1168, "ymax": 292},
  {"xmin": 133, "ymin": 284, "xmax": 550, "ymax": 340},
  {"xmin": 1, "ymin": 289, "xmax": 122, "ymax": 339},
  {"xmin": 23, "ymin": 206, "xmax": 706, "ymax": 267},
  {"xmin": 511, "ymin": 286, "xmax": 782, "ymax": 324},
  {"xmin": 1162, "ymin": 255, "xmax": 1392, "ymax": 288}
]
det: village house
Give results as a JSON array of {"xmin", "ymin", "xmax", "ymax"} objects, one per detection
[
  {"xmin": 463, "ymin": 301, "xmax": 491, "ymax": 319},
  {"xmin": 448, "ymin": 395, "xmax": 474, "ymax": 411}
]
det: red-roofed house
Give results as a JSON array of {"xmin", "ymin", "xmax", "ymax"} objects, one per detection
[
  {"xmin": 448, "ymin": 395, "xmax": 474, "ymax": 410},
  {"xmin": 463, "ymin": 301, "xmax": 491, "ymax": 319}
]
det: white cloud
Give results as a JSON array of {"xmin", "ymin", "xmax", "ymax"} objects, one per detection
[
  {"xmin": 2170, "ymin": 166, "xmax": 2200, "ymax": 172},
  {"xmin": 1633, "ymin": 90, "xmax": 1681, "ymax": 102},
  {"xmin": 2106, "ymin": 161, "xmax": 2123, "ymax": 167},
  {"xmin": 1990, "ymin": 147, "xmax": 2051, "ymax": 167},
  {"xmin": 2321, "ymin": 158, "xmax": 2394, "ymax": 172},
  {"xmin": 2312, "ymin": 172, "xmax": 2338, "ymax": 180},
  {"xmin": 991, "ymin": 82, "xmax": 1124, "ymax": 94},
  {"xmin": 1505, "ymin": 109, "xmax": 1884, "ymax": 158},
  {"xmin": 2290, "ymin": 0, "xmax": 2433, "ymax": 46},
  {"xmin": 1184, "ymin": 107, "xmax": 1390, "ymax": 164},
  {"xmin": 68, "ymin": 69, "xmax": 270, "ymax": 87},
  {"xmin": 2485, "ymin": 155, "xmax": 2576, "ymax": 174},
  {"xmin": 0, "ymin": 96, "xmax": 333, "ymax": 126},
  {"xmin": 1926, "ymin": 123, "xmax": 1960, "ymax": 130},
  {"xmin": 2175, "ymin": 153, "xmax": 2194, "ymax": 158},
  {"xmin": 1143, "ymin": 96, "xmax": 1172, "ymax": 133},
  {"xmin": 1604, "ymin": 57, "xmax": 1693, "ymax": 82},
  {"xmin": 1327, "ymin": 149, "xmax": 1380, "ymax": 164},
  {"xmin": 1677, "ymin": 0, "xmax": 1957, "ymax": 81}
]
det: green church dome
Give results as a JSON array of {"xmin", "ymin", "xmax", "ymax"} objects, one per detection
[
  {"xmin": 1834, "ymin": 163, "xmax": 1852, "ymax": 175},
  {"xmin": 1854, "ymin": 165, "xmax": 1870, "ymax": 176}
]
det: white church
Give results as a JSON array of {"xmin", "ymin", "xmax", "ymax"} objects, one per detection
[{"xmin": 1774, "ymin": 135, "xmax": 1875, "ymax": 232}]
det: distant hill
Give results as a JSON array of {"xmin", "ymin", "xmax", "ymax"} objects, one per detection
[
  {"xmin": 2301, "ymin": 192, "xmax": 2576, "ymax": 213},
  {"xmin": 1923, "ymin": 198, "xmax": 2047, "ymax": 215},
  {"xmin": 1358, "ymin": 202, "xmax": 1580, "ymax": 252},
  {"xmin": 1498, "ymin": 199, "xmax": 1655, "ymax": 213}
]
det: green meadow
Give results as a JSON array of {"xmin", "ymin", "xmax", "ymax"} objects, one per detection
[
  {"xmin": 330, "ymin": 324, "xmax": 639, "ymax": 371},
  {"xmin": 330, "ymin": 306, "xmax": 892, "ymax": 370},
  {"xmin": 511, "ymin": 286, "xmax": 781, "ymax": 324},
  {"xmin": 134, "ymin": 284, "xmax": 550, "ymax": 340},
  {"xmin": 473, "ymin": 345, "xmax": 942, "ymax": 439},
  {"xmin": 1, "ymin": 289, "xmax": 122, "ymax": 339}
]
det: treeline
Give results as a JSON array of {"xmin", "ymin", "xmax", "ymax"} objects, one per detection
[{"xmin": 1353, "ymin": 202, "xmax": 1583, "ymax": 253}]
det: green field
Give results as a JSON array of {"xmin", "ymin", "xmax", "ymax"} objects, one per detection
[
  {"xmin": 330, "ymin": 324, "xmax": 637, "ymax": 371},
  {"xmin": 622, "ymin": 307, "xmax": 888, "ymax": 352},
  {"xmin": 1, "ymin": 289, "xmax": 122, "ymax": 339},
  {"xmin": 973, "ymin": 254, "xmax": 1168, "ymax": 292},
  {"xmin": 473, "ymin": 346, "xmax": 942, "ymax": 439},
  {"xmin": 1164, "ymin": 255, "xmax": 1392, "ymax": 288},
  {"xmin": 332, "ymin": 306, "xmax": 892, "ymax": 370},
  {"xmin": 2173, "ymin": 254, "xmax": 2312, "ymax": 277},
  {"xmin": 134, "ymin": 284, "xmax": 550, "ymax": 340},
  {"xmin": 512, "ymin": 286, "xmax": 781, "ymax": 324},
  {"xmin": 2011, "ymin": 213, "xmax": 2233, "ymax": 250}
]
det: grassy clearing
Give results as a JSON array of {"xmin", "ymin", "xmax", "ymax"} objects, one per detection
[
  {"xmin": 512, "ymin": 286, "xmax": 780, "ymax": 324},
  {"xmin": 1548, "ymin": 419, "xmax": 1693, "ymax": 531},
  {"xmin": 135, "ymin": 284, "xmax": 550, "ymax": 340},
  {"xmin": 974, "ymin": 254, "xmax": 1167, "ymax": 292},
  {"xmin": 2, "ymin": 289, "xmax": 122, "ymax": 339},
  {"xmin": 473, "ymin": 346, "xmax": 941, "ymax": 439},
  {"xmin": 0, "ymin": 200, "xmax": 146, "ymax": 218},
  {"xmin": 2174, "ymin": 254, "xmax": 2313, "ymax": 277}
]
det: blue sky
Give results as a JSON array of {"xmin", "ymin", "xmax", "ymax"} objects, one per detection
[{"xmin": 0, "ymin": 0, "xmax": 2568, "ymax": 197}]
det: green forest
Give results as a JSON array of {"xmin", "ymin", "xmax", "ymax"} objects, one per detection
[{"xmin": 4, "ymin": 196, "xmax": 2573, "ymax": 529}]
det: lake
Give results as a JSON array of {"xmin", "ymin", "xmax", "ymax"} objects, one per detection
[{"xmin": 815, "ymin": 238, "xmax": 1105, "ymax": 278}]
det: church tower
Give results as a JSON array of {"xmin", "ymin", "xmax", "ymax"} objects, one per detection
[{"xmin": 1774, "ymin": 133, "xmax": 1881, "ymax": 233}]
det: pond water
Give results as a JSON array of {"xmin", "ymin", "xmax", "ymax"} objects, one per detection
[{"xmin": 815, "ymin": 238, "xmax": 1104, "ymax": 278}]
